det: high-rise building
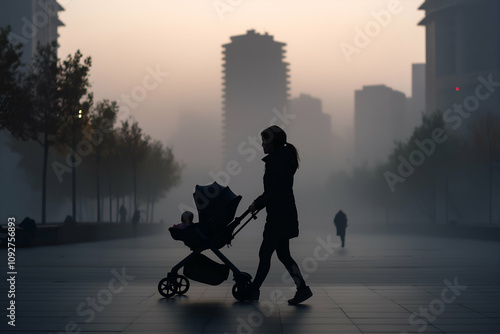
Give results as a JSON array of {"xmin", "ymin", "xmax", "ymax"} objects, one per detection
[
  {"xmin": 355, "ymin": 85, "xmax": 407, "ymax": 166},
  {"xmin": 406, "ymin": 63, "xmax": 426, "ymax": 134},
  {"xmin": 0, "ymin": 0, "xmax": 65, "ymax": 64},
  {"xmin": 419, "ymin": 0, "xmax": 500, "ymax": 119},
  {"xmin": 222, "ymin": 30, "xmax": 290, "ymax": 166},
  {"xmin": 288, "ymin": 94, "xmax": 334, "ymax": 184},
  {"xmin": 418, "ymin": 1, "xmax": 500, "ymax": 225}
]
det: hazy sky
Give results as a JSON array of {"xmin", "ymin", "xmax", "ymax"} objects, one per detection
[{"xmin": 57, "ymin": 0, "xmax": 425, "ymax": 144}]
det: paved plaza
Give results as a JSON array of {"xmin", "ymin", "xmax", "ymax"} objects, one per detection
[{"xmin": 2, "ymin": 228, "xmax": 500, "ymax": 333}]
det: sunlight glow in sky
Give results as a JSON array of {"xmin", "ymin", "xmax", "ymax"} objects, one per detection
[{"xmin": 57, "ymin": 0, "xmax": 425, "ymax": 142}]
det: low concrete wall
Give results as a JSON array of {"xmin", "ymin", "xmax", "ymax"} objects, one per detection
[{"xmin": 1, "ymin": 223, "xmax": 167, "ymax": 247}]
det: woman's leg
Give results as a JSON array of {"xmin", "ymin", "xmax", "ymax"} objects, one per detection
[
  {"xmin": 276, "ymin": 239, "xmax": 306, "ymax": 290},
  {"xmin": 252, "ymin": 237, "xmax": 278, "ymax": 290}
]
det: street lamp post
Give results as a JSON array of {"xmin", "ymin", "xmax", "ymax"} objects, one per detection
[{"xmin": 72, "ymin": 109, "xmax": 82, "ymax": 222}]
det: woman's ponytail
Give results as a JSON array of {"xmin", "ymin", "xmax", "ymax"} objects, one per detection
[{"xmin": 286, "ymin": 142, "xmax": 300, "ymax": 169}]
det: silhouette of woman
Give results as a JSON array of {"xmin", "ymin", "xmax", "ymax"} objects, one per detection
[{"xmin": 248, "ymin": 125, "xmax": 312, "ymax": 305}]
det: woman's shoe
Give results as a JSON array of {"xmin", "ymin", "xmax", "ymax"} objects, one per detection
[
  {"xmin": 248, "ymin": 283, "xmax": 260, "ymax": 301},
  {"xmin": 288, "ymin": 286, "xmax": 312, "ymax": 305}
]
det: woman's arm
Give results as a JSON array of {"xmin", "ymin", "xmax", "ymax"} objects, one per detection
[{"xmin": 252, "ymin": 158, "xmax": 289, "ymax": 210}]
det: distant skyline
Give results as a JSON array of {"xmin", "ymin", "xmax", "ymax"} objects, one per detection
[{"xmin": 57, "ymin": 0, "xmax": 425, "ymax": 145}]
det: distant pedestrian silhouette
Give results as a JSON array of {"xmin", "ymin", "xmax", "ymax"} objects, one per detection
[
  {"xmin": 334, "ymin": 210, "xmax": 348, "ymax": 247},
  {"xmin": 248, "ymin": 125, "xmax": 312, "ymax": 305},
  {"xmin": 132, "ymin": 210, "xmax": 141, "ymax": 225},
  {"xmin": 63, "ymin": 215, "xmax": 75, "ymax": 225},
  {"xmin": 119, "ymin": 205, "xmax": 127, "ymax": 223}
]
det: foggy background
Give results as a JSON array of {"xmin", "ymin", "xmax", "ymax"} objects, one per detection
[{"xmin": 1, "ymin": 0, "xmax": 498, "ymax": 236}]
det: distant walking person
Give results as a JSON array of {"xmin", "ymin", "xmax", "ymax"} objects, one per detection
[
  {"xmin": 334, "ymin": 210, "xmax": 348, "ymax": 247},
  {"xmin": 132, "ymin": 210, "xmax": 141, "ymax": 225},
  {"xmin": 119, "ymin": 205, "xmax": 127, "ymax": 223},
  {"xmin": 248, "ymin": 125, "xmax": 312, "ymax": 305}
]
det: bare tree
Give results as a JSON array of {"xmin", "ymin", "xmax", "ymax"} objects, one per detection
[{"xmin": 87, "ymin": 100, "xmax": 118, "ymax": 222}]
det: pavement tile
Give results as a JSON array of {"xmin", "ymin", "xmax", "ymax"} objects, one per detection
[{"xmin": 3, "ymin": 232, "xmax": 499, "ymax": 334}]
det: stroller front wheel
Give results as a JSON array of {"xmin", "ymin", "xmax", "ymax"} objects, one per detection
[
  {"xmin": 158, "ymin": 276, "xmax": 177, "ymax": 298},
  {"xmin": 175, "ymin": 275, "xmax": 190, "ymax": 295},
  {"xmin": 232, "ymin": 282, "xmax": 252, "ymax": 301},
  {"xmin": 232, "ymin": 271, "xmax": 252, "ymax": 301}
]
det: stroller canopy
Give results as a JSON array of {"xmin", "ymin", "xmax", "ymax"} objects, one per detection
[{"xmin": 193, "ymin": 182, "xmax": 242, "ymax": 233}]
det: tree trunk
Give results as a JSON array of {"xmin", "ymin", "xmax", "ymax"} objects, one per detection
[
  {"xmin": 146, "ymin": 193, "xmax": 150, "ymax": 223},
  {"xmin": 151, "ymin": 198, "xmax": 155, "ymax": 223},
  {"xmin": 133, "ymin": 162, "xmax": 137, "ymax": 212},
  {"xmin": 445, "ymin": 177, "xmax": 449, "ymax": 224},
  {"xmin": 128, "ymin": 195, "xmax": 132, "ymax": 217},
  {"xmin": 116, "ymin": 196, "xmax": 119, "ymax": 222},
  {"xmin": 91, "ymin": 199, "xmax": 96, "ymax": 222},
  {"xmin": 72, "ymin": 120, "xmax": 77, "ymax": 222},
  {"xmin": 488, "ymin": 127, "xmax": 493, "ymax": 225},
  {"xmin": 41, "ymin": 133, "xmax": 49, "ymax": 225},
  {"xmin": 432, "ymin": 180, "xmax": 436, "ymax": 224},
  {"xmin": 489, "ymin": 160, "xmax": 493, "ymax": 225},
  {"xmin": 96, "ymin": 150, "xmax": 101, "ymax": 223},
  {"xmin": 78, "ymin": 189, "xmax": 82, "ymax": 222},
  {"xmin": 109, "ymin": 173, "xmax": 112, "ymax": 223},
  {"xmin": 83, "ymin": 198, "xmax": 88, "ymax": 222}
]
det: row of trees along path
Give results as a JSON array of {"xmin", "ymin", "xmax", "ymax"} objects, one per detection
[{"xmin": 0, "ymin": 26, "xmax": 182, "ymax": 224}]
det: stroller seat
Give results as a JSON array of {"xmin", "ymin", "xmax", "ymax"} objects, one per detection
[
  {"xmin": 170, "ymin": 182, "xmax": 242, "ymax": 250},
  {"xmin": 169, "ymin": 225, "xmax": 204, "ymax": 250},
  {"xmin": 169, "ymin": 222, "xmax": 237, "ymax": 250}
]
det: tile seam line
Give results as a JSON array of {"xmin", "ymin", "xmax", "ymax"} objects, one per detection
[
  {"xmin": 369, "ymin": 284, "xmax": 446, "ymax": 334},
  {"xmin": 321, "ymin": 285, "xmax": 363, "ymax": 334}
]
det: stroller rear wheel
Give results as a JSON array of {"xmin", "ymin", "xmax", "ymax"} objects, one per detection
[{"xmin": 158, "ymin": 276, "xmax": 177, "ymax": 298}]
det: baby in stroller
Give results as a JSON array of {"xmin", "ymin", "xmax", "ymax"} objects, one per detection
[{"xmin": 172, "ymin": 211, "xmax": 194, "ymax": 230}]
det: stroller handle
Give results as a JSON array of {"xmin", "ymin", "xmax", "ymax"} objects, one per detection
[{"xmin": 232, "ymin": 208, "xmax": 260, "ymax": 237}]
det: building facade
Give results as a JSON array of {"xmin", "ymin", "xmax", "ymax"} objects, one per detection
[
  {"xmin": 288, "ymin": 94, "xmax": 334, "ymax": 184},
  {"xmin": 355, "ymin": 85, "xmax": 407, "ymax": 166},
  {"xmin": 419, "ymin": 0, "xmax": 500, "ymax": 120},
  {"xmin": 222, "ymin": 30, "xmax": 290, "ymax": 166},
  {"xmin": 418, "ymin": 0, "xmax": 500, "ymax": 225},
  {"xmin": 0, "ymin": 0, "xmax": 65, "ymax": 64}
]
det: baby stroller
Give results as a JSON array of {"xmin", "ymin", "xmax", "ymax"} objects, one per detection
[{"xmin": 158, "ymin": 182, "xmax": 259, "ymax": 301}]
